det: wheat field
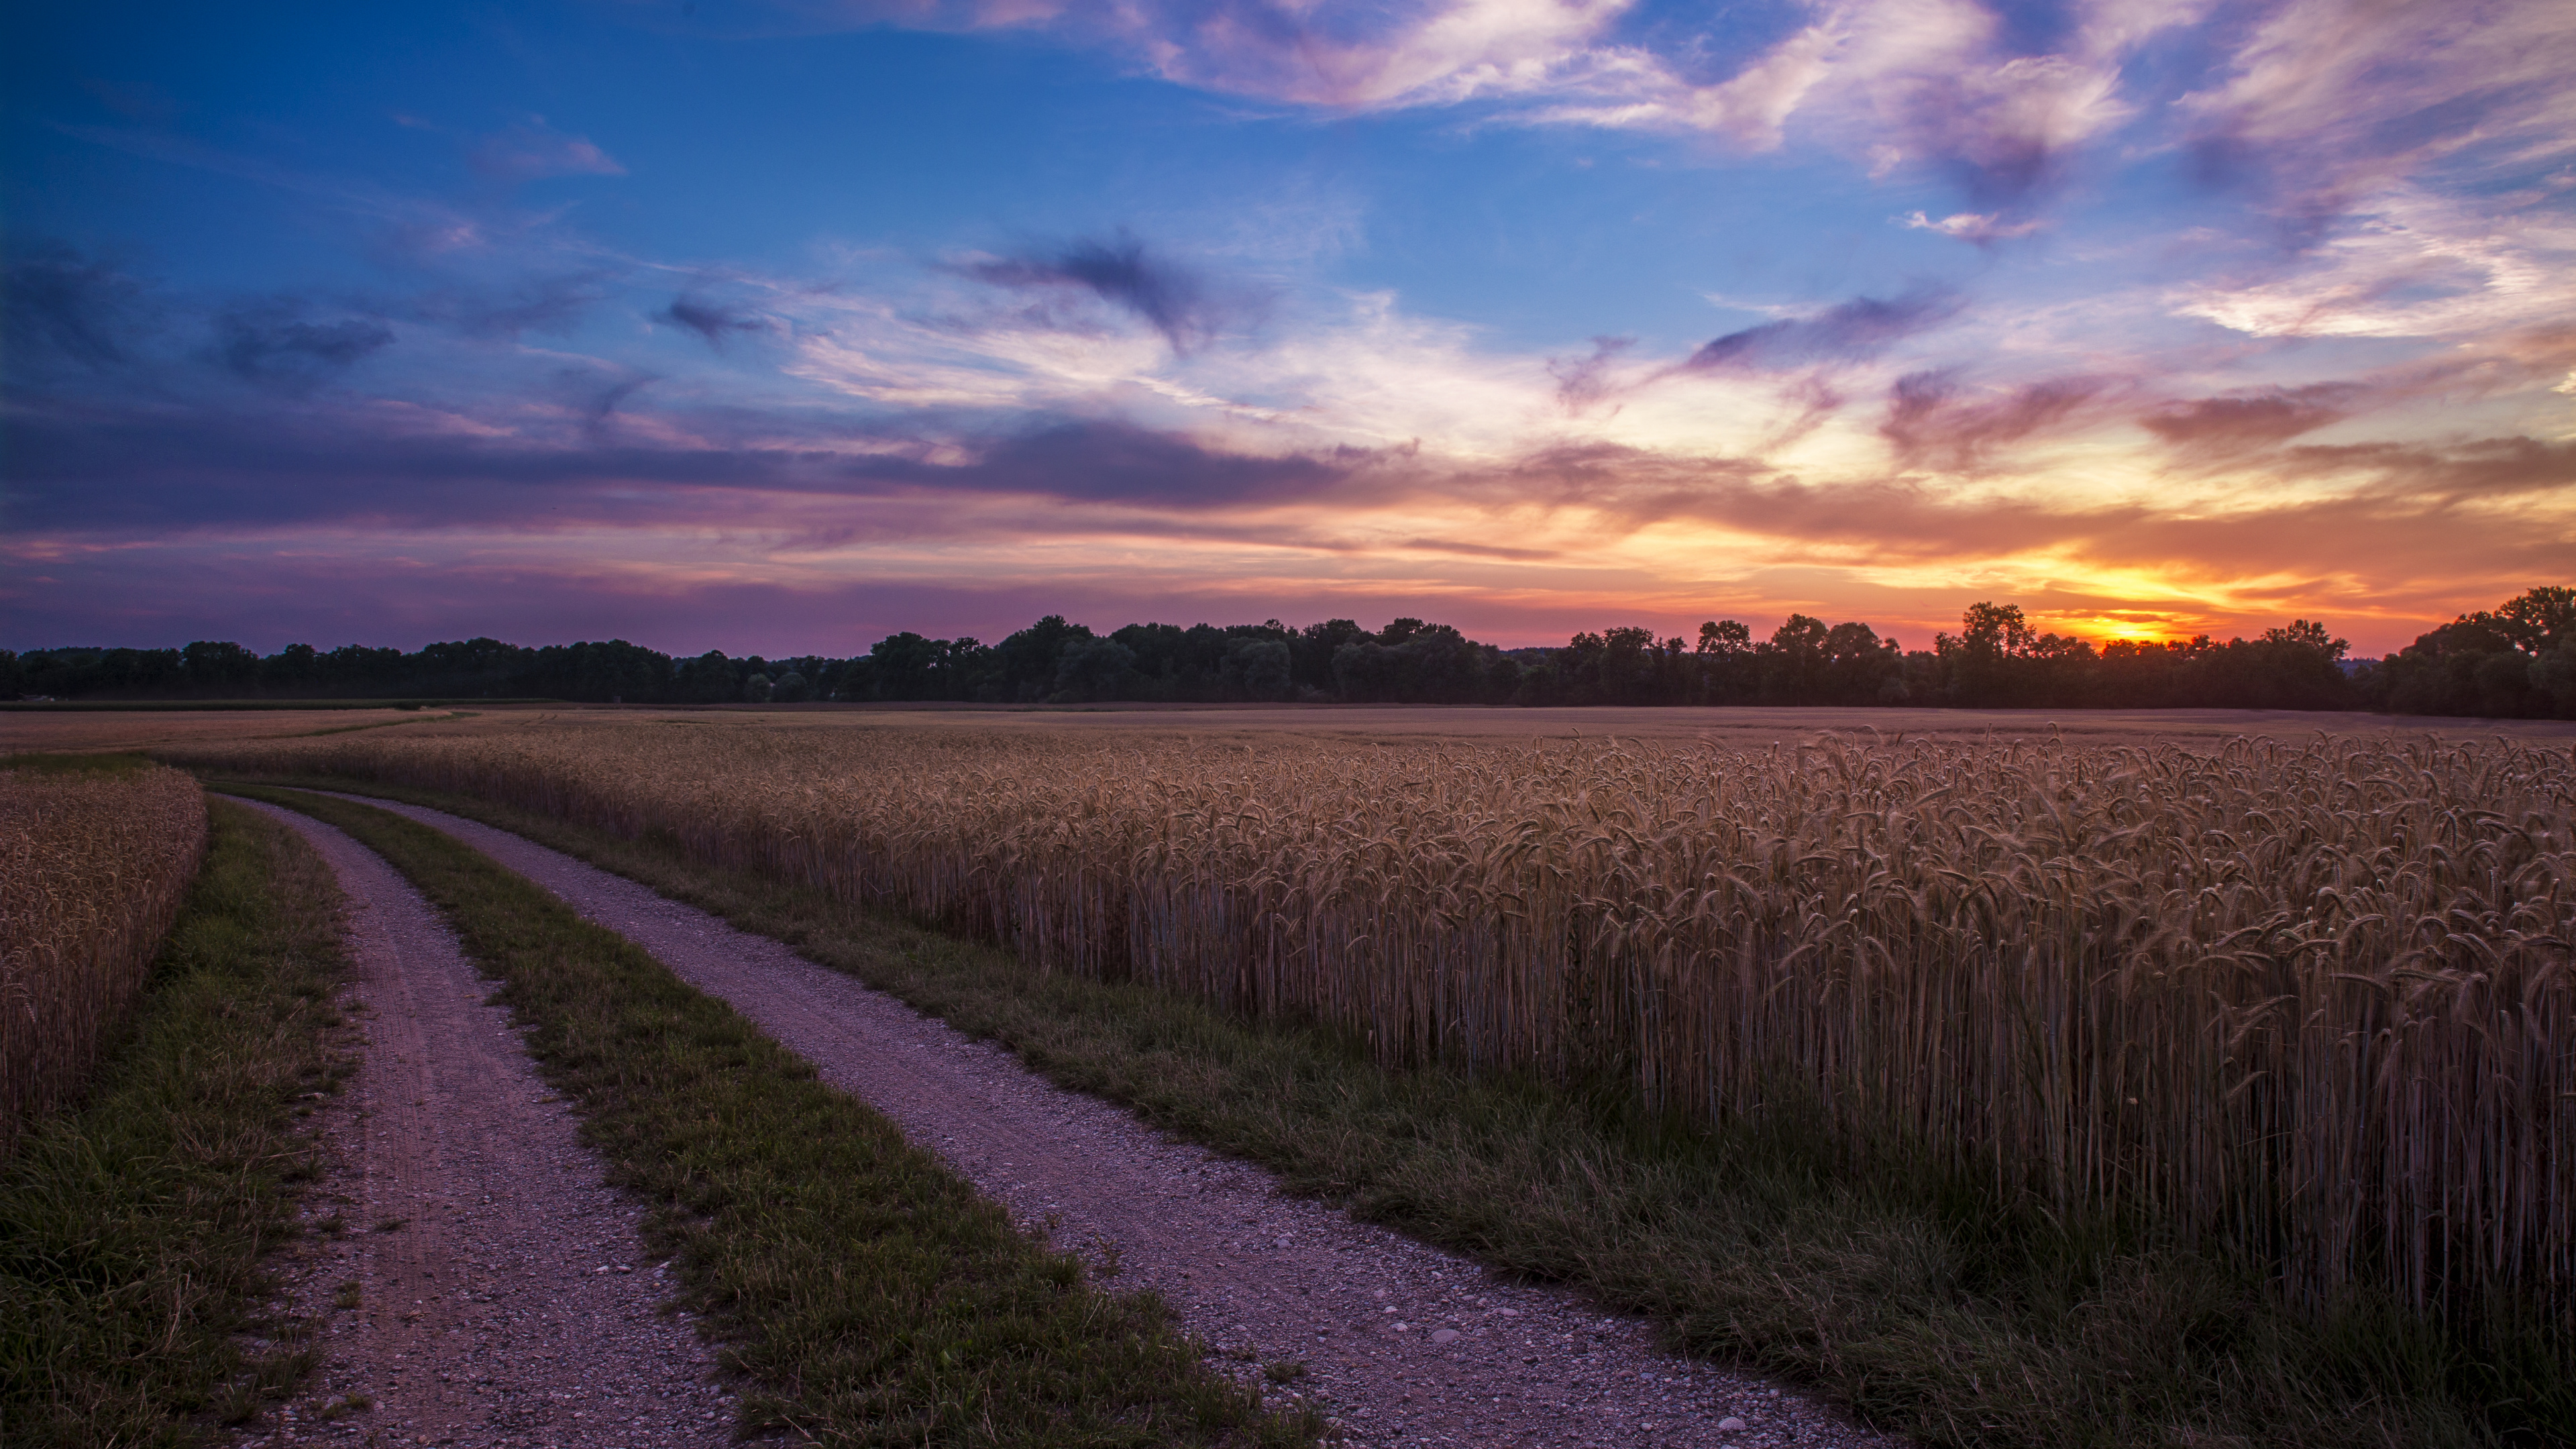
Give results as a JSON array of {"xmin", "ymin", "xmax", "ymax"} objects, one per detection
[
  {"xmin": 177, "ymin": 715, "xmax": 2576, "ymax": 1332},
  {"xmin": 0, "ymin": 762, "xmax": 209, "ymax": 1152},
  {"xmin": 0, "ymin": 708, "xmax": 437, "ymax": 757}
]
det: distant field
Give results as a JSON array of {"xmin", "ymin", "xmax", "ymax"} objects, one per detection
[
  {"xmin": 777, "ymin": 700, "xmax": 2576, "ymax": 745},
  {"xmin": 0, "ymin": 699, "xmax": 519, "ymax": 713},
  {"xmin": 18, "ymin": 698, "xmax": 2573, "ymax": 757},
  {"xmin": 0, "ymin": 708, "xmax": 460, "ymax": 756}
]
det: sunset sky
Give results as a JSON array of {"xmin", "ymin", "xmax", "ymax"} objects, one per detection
[{"xmin": 6, "ymin": 1, "xmax": 2573, "ymax": 657}]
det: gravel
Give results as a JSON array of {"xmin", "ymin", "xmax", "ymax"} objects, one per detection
[
  {"xmin": 332, "ymin": 794, "xmax": 1904, "ymax": 1449},
  {"xmin": 229, "ymin": 800, "xmax": 739, "ymax": 1449}
]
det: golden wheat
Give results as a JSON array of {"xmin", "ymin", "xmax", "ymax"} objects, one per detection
[
  {"xmin": 0, "ymin": 764, "xmax": 209, "ymax": 1151},
  {"xmin": 177, "ymin": 718, "xmax": 2576, "ymax": 1329}
]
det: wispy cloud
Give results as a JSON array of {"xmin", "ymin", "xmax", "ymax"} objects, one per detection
[
  {"xmin": 657, "ymin": 294, "xmax": 771, "ymax": 350},
  {"xmin": 1880, "ymin": 370, "xmax": 2119, "ymax": 471},
  {"xmin": 1901, "ymin": 209, "xmax": 2041, "ymax": 243},
  {"xmin": 3, "ymin": 242, "xmax": 155, "ymax": 371},
  {"xmin": 209, "ymin": 300, "xmax": 395, "ymax": 390},
  {"xmin": 466, "ymin": 117, "xmax": 627, "ymax": 182},
  {"xmin": 952, "ymin": 233, "xmax": 1238, "ymax": 352},
  {"xmin": 2170, "ymin": 185, "xmax": 2576, "ymax": 340},
  {"xmin": 1675, "ymin": 284, "xmax": 1962, "ymax": 375},
  {"xmin": 2141, "ymin": 383, "xmax": 2359, "ymax": 456},
  {"xmin": 2179, "ymin": 0, "xmax": 2576, "ymax": 221}
]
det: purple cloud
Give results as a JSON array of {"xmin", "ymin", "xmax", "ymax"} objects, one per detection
[
  {"xmin": 400, "ymin": 272, "xmax": 616, "ymax": 339},
  {"xmin": 210, "ymin": 300, "xmax": 394, "ymax": 390},
  {"xmin": 1548, "ymin": 335, "xmax": 1634, "ymax": 412},
  {"xmin": 2142, "ymin": 384, "xmax": 2359, "ymax": 455},
  {"xmin": 1881, "ymin": 370, "xmax": 2113, "ymax": 471},
  {"xmin": 658, "ymin": 295, "xmax": 769, "ymax": 351},
  {"xmin": 1678, "ymin": 284, "xmax": 1961, "ymax": 376},
  {"xmin": 957, "ymin": 233, "xmax": 1229, "ymax": 350},
  {"xmin": 3, "ymin": 242, "xmax": 152, "ymax": 371},
  {"xmin": 849, "ymin": 419, "xmax": 1375, "ymax": 507}
]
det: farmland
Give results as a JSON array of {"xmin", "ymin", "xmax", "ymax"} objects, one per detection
[
  {"xmin": 0, "ymin": 706, "xmax": 455, "ymax": 757},
  {"xmin": 0, "ymin": 758, "xmax": 208, "ymax": 1152},
  {"xmin": 165, "ymin": 706, "xmax": 2576, "ymax": 1347}
]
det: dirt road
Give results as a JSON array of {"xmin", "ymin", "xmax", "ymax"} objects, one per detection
[
  {"xmin": 331, "ymin": 792, "xmax": 1895, "ymax": 1449},
  {"xmin": 231, "ymin": 800, "xmax": 739, "ymax": 1449}
]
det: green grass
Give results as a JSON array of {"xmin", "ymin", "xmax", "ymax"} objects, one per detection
[
  {"xmin": 1, "ymin": 798, "xmax": 355, "ymax": 1448},
  {"xmin": 221, "ymin": 784, "xmax": 1318, "ymax": 1448},
  {"xmin": 203, "ymin": 771, "xmax": 2576, "ymax": 1449}
]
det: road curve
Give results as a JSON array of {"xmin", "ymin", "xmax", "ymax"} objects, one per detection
[
  {"xmin": 322, "ymin": 791, "xmax": 1894, "ymax": 1449},
  {"xmin": 228, "ymin": 798, "xmax": 739, "ymax": 1449}
]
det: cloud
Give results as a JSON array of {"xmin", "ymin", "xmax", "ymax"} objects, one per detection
[
  {"xmin": 2141, "ymin": 384, "xmax": 2357, "ymax": 455},
  {"xmin": 1880, "ymin": 369, "xmax": 2115, "ymax": 470},
  {"xmin": 1847, "ymin": 24, "xmax": 2131, "ymax": 201},
  {"xmin": 956, "ymin": 233, "xmax": 1230, "ymax": 351},
  {"xmin": 658, "ymin": 295, "xmax": 769, "ymax": 350},
  {"xmin": 1900, "ymin": 209, "xmax": 2041, "ymax": 244},
  {"xmin": 402, "ymin": 272, "xmax": 617, "ymax": 339},
  {"xmin": 574, "ymin": 371, "xmax": 661, "ymax": 439},
  {"xmin": 1676, "ymin": 284, "xmax": 1961, "ymax": 375},
  {"xmin": 1548, "ymin": 335, "xmax": 1633, "ymax": 412},
  {"xmin": 860, "ymin": 0, "xmax": 1634, "ymax": 113},
  {"xmin": 799, "ymin": 0, "xmax": 2181, "ymax": 196},
  {"xmin": 1400, "ymin": 535, "xmax": 1558, "ymax": 561},
  {"xmin": 466, "ymin": 118, "xmax": 627, "ymax": 183},
  {"xmin": 850, "ymin": 419, "xmax": 1380, "ymax": 508},
  {"xmin": 3, "ymin": 243, "xmax": 151, "ymax": 372},
  {"xmin": 209, "ymin": 300, "xmax": 395, "ymax": 389},
  {"xmin": 0, "ymin": 367, "xmax": 1389, "ymax": 539},
  {"xmin": 2169, "ymin": 186, "xmax": 2576, "ymax": 341},
  {"xmin": 2178, "ymin": 0, "xmax": 2576, "ymax": 226},
  {"xmin": 2274, "ymin": 436, "xmax": 2576, "ymax": 508}
]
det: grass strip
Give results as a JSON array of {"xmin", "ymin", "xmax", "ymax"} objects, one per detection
[
  {"xmin": 1, "ymin": 798, "xmax": 354, "ymax": 1448},
  {"xmin": 204, "ymin": 771, "xmax": 2572, "ymax": 1449},
  {"xmin": 221, "ymin": 784, "xmax": 1318, "ymax": 1449}
]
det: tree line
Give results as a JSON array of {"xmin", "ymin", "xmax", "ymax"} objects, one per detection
[{"xmin": 3, "ymin": 588, "xmax": 2569, "ymax": 717}]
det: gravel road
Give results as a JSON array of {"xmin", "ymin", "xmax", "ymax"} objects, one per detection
[
  {"xmin": 328, "ymin": 794, "xmax": 1899, "ymax": 1449},
  {"xmin": 229, "ymin": 800, "xmax": 740, "ymax": 1449}
]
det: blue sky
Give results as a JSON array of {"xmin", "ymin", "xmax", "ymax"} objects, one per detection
[{"xmin": 7, "ymin": 1, "xmax": 2573, "ymax": 655}]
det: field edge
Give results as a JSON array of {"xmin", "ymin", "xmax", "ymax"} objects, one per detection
[{"xmin": 0, "ymin": 795, "xmax": 358, "ymax": 1448}]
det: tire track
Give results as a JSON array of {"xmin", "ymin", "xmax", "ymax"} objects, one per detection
[
  {"xmin": 325, "ymin": 792, "xmax": 1896, "ymax": 1449},
  {"xmin": 229, "ymin": 799, "xmax": 738, "ymax": 1449}
]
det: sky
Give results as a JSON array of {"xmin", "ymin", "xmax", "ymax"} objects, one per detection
[{"xmin": 5, "ymin": 1, "xmax": 2573, "ymax": 658}]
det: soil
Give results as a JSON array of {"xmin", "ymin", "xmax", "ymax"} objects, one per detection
[
  {"xmin": 227, "ymin": 799, "xmax": 740, "ymax": 1449},
  {"xmin": 333, "ymin": 793, "xmax": 1903, "ymax": 1449}
]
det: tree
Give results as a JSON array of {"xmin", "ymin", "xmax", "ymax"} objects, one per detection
[
  {"xmin": 1293, "ymin": 619, "xmax": 1371, "ymax": 694},
  {"xmin": 1054, "ymin": 637, "xmax": 1136, "ymax": 702},
  {"xmin": 1220, "ymin": 638, "xmax": 1293, "ymax": 701},
  {"xmin": 1822, "ymin": 621, "xmax": 1904, "ymax": 704},
  {"xmin": 2493, "ymin": 586, "xmax": 2576, "ymax": 651},
  {"xmin": 996, "ymin": 616, "xmax": 1093, "ymax": 702},
  {"xmin": 180, "ymin": 641, "xmax": 260, "ymax": 695}
]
